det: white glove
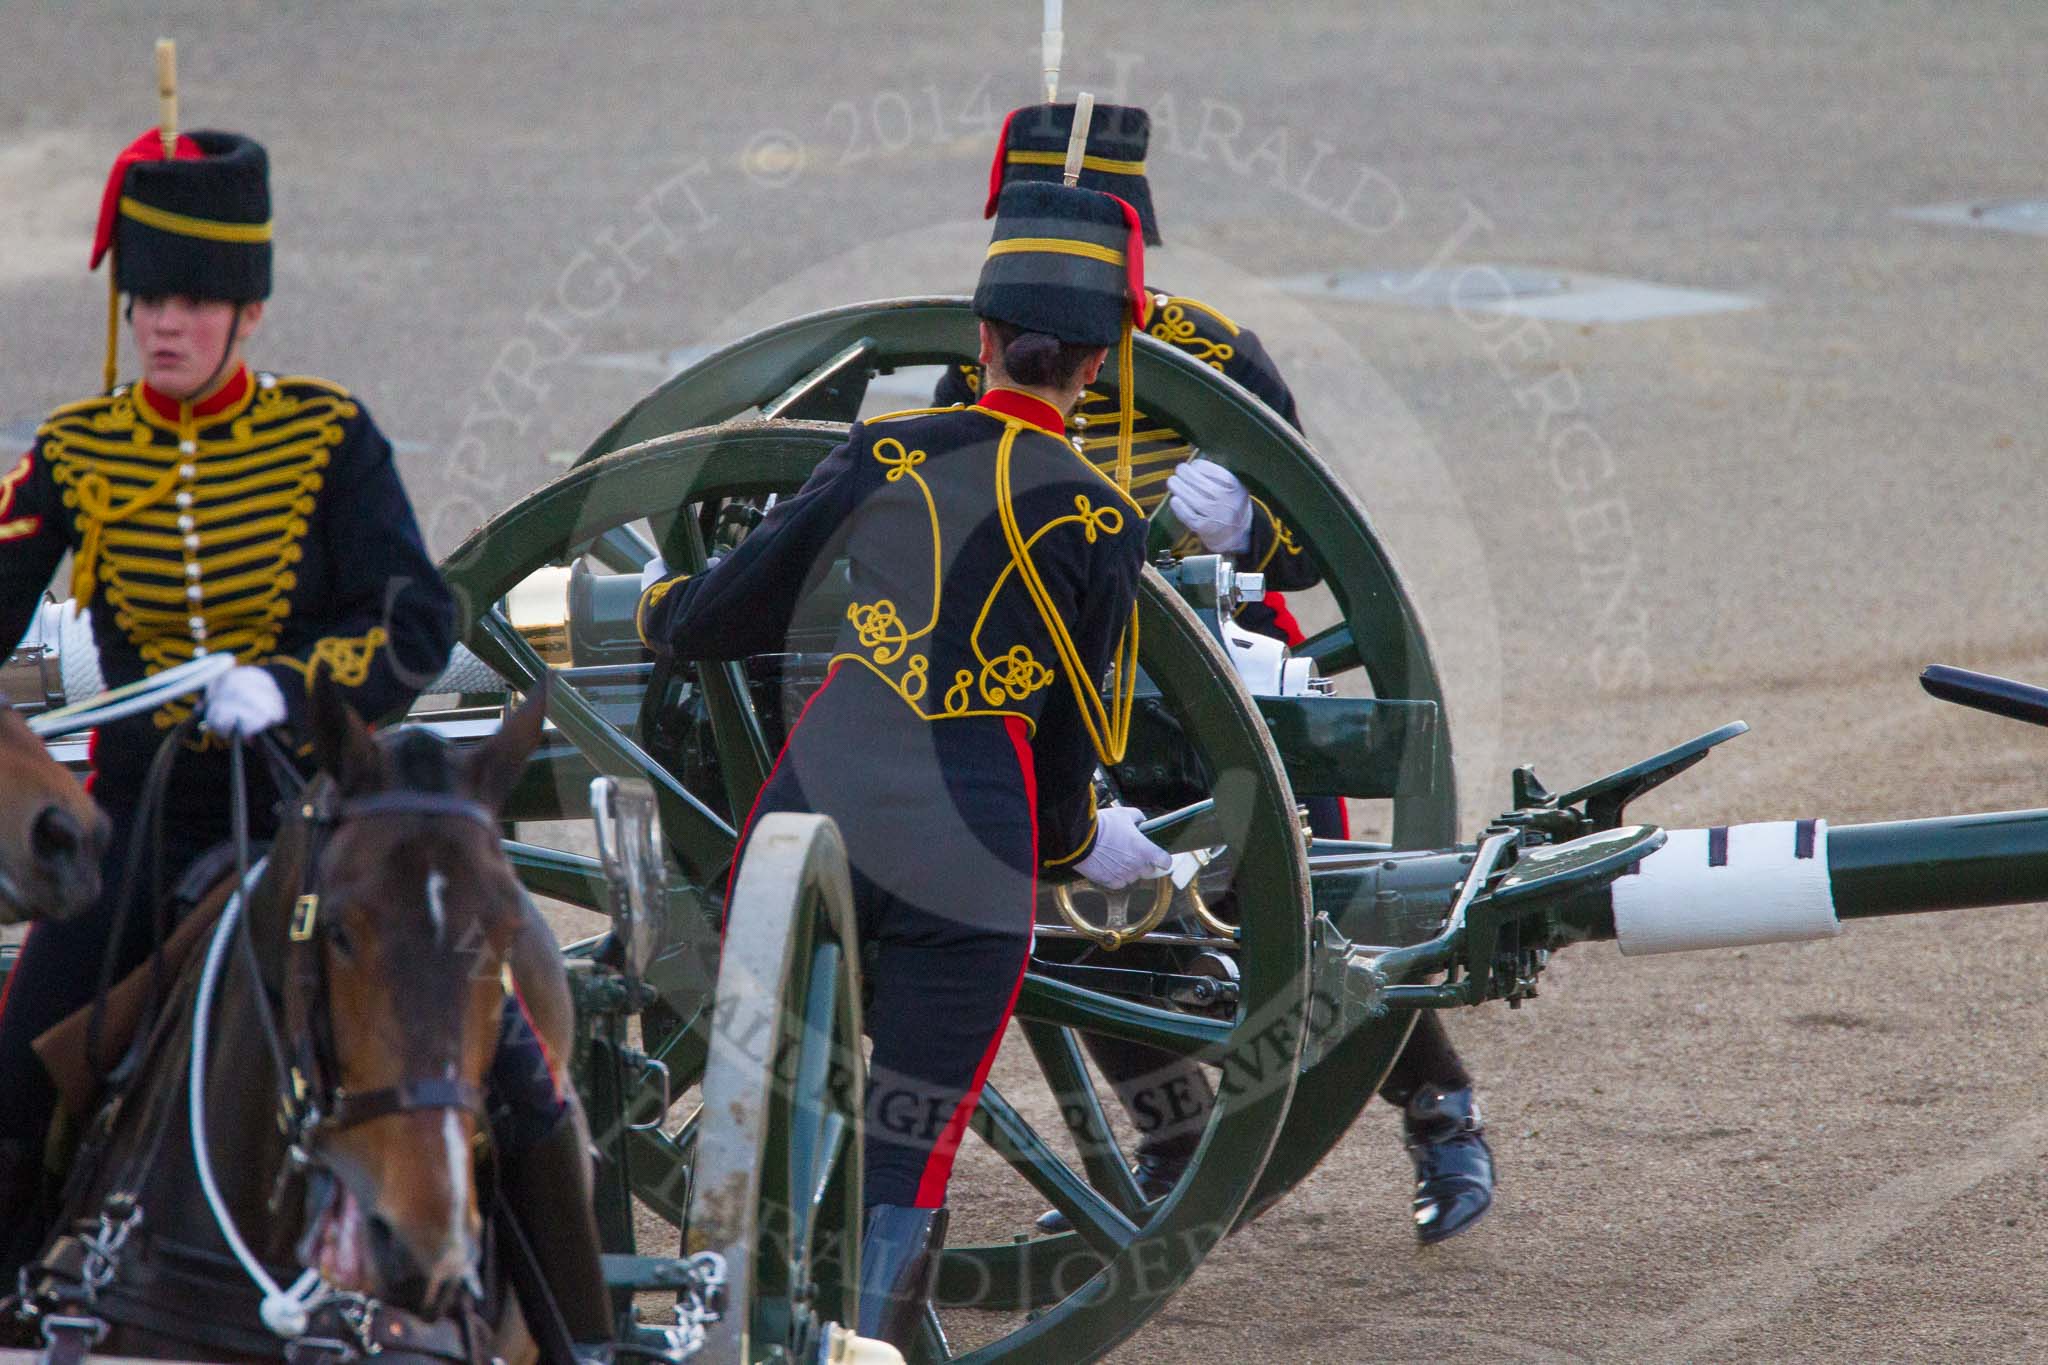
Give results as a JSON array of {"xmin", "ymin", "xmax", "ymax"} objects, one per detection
[
  {"xmin": 1073, "ymin": 804, "xmax": 1172, "ymax": 890},
  {"xmin": 640, "ymin": 554, "xmax": 718, "ymax": 595},
  {"xmin": 1166, "ymin": 457, "xmax": 1254, "ymax": 553},
  {"xmin": 202, "ymin": 664, "xmax": 288, "ymax": 739}
]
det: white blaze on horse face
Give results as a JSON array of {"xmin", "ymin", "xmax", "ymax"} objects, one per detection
[
  {"xmin": 426, "ymin": 867, "xmax": 448, "ymax": 945},
  {"xmin": 441, "ymin": 1109, "xmax": 471, "ymax": 1257}
]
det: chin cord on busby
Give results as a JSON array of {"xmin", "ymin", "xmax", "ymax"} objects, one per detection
[{"xmin": 88, "ymin": 39, "xmax": 272, "ymax": 393}]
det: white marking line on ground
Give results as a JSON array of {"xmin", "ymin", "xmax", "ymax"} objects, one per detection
[
  {"xmin": 1600, "ymin": 1108, "xmax": 2048, "ymax": 1363},
  {"xmin": 1271, "ymin": 265, "xmax": 1759, "ymax": 324},
  {"xmin": 1897, "ymin": 199, "xmax": 2048, "ymax": 238}
]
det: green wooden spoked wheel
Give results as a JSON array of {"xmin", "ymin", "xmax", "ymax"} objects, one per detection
[
  {"xmin": 688, "ymin": 811, "xmax": 866, "ymax": 1364},
  {"xmin": 566, "ymin": 296, "xmax": 1456, "ymax": 1218},
  {"xmin": 439, "ymin": 422, "xmax": 1313, "ymax": 1363}
]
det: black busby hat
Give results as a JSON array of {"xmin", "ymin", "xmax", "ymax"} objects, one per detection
[
  {"xmin": 974, "ymin": 181, "xmax": 1148, "ymax": 349},
  {"xmin": 92, "ymin": 128, "xmax": 272, "ymax": 304},
  {"xmin": 986, "ymin": 102, "xmax": 1159, "ymax": 246}
]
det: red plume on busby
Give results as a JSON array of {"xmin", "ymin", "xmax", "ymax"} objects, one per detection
[{"xmin": 91, "ymin": 128, "xmax": 202, "ymax": 270}]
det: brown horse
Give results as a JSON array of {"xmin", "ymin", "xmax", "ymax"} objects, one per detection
[
  {"xmin": 23, "ymin": 677, "xmax": 576, "ymax": 1361},
  {"xmin": 0, "ymin": 705, "xmax": 108, "ymax": 924}
]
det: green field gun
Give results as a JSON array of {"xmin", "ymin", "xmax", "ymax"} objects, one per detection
[{"xmin": 10, "ymin": 299, "xmax": 2048, "ymax": 1365}]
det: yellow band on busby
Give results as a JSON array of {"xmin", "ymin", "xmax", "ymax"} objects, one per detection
[
  {"xmin": 985, "ymin": 236, "xmax": 1126, "ymax": 268},
  {"xmin": 118, "ymin": 195, "xmax": 273, "ymax": 244},
  {"xmin": 1005, "ymin": 149, "xmax": 1147, "ymax": 177}
]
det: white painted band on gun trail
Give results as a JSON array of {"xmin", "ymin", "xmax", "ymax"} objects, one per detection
[{"xmin": 1612, "ymin": 820, "xmax": 1839, "ymax": 955}]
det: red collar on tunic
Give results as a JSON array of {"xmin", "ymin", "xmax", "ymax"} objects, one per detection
[
  {"xmin": 975, "ymin": 387, "xmax": 1068, "ymax": 438},
  {"xmin": 137, "ymin": 364, "xmax": 253, "ymax": 423}
]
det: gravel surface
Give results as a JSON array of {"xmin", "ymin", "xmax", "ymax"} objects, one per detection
[{"xmin": 4, "ymin": 3, "xmax": 2045, "ymax": 1360}]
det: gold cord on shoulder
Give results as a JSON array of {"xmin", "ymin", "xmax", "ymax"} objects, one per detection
[{"xmin": 1148, "ymin": 301, "xmax": 1236, "ymax": 369}]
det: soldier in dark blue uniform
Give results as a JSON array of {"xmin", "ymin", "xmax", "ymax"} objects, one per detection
[
  {"xmin": 639, "ymin": 179, "xmax": 1169, "ymax": 1344},
  {"xmin": 0, "ymin": 128, "xmax": 614, "ymax": 1350},
  {"xmin": 946, "ymin": 101, "xmax": 1495, "ymax": 1246}
]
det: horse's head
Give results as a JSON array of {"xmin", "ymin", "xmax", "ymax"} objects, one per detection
[
  {"xmin": 287, "ymin": 674, "xmax": 553, "ymax": 1317},
  {"xmin": 0, "ymin": 705, "xmax": 108, "ymax": 924}
]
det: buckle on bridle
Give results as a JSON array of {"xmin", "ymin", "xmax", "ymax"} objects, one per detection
[{"xmin": 290, "ymin": 894, "xmax": 321, "ymax": 941}]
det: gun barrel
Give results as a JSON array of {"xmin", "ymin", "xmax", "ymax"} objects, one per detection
[
  {"xmin": 1827, "ymin": 808, "xmax": 2048, "ymax": 919},
  {"xmin": 1542, "ymin": 807, "xmax": 2048, "ymax": 955}
]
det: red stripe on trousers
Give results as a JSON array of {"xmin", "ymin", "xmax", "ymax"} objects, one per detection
[{"xmin": 911, "ymin": 715, "xmax": 1037, "ymax": 1208}]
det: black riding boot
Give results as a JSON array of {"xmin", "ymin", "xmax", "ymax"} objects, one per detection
[
  {"xmin": 496, "ymin": 1111, "xmax": 614, "ymax": 1357},
  {"xmin": 857, "ymin": 1204, "xmax": 947, "ymax": 1347},
  {"xmin": 1402, "ymin": 1085, "xmax": 1494, "ymax": 1245}
]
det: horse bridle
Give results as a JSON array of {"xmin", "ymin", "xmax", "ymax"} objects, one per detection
[{"xmin": 279, "ymin": 787, "xmax": 503, "ymax": 1154}]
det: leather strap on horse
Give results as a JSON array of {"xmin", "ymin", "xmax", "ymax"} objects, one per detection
[
  {"xmin": 226, "ymin": 742, "xmax": 296, "ymax": 1120},
  {"xmin": 325, "ymin": 1078, "xmax": 485, "ymax": 1132}
]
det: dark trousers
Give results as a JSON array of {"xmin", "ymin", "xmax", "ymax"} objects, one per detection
[{"xmin": 738, "ymin": 674, "xmax": 1036, "ymax": 1210}]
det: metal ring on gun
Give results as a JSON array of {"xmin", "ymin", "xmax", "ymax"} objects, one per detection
[
  {"xmin": 1182, "ymin": 874, "xmax": 1242, "ymax": 942},
  {"xmin": 1051, "ymin": 876, "xmax": 1176, "ymax": 951}
]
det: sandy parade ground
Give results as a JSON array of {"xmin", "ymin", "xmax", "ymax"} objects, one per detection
[{"xmin": 4, "ymin": 3, "xmax": 2047, "ymax": 1360}]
